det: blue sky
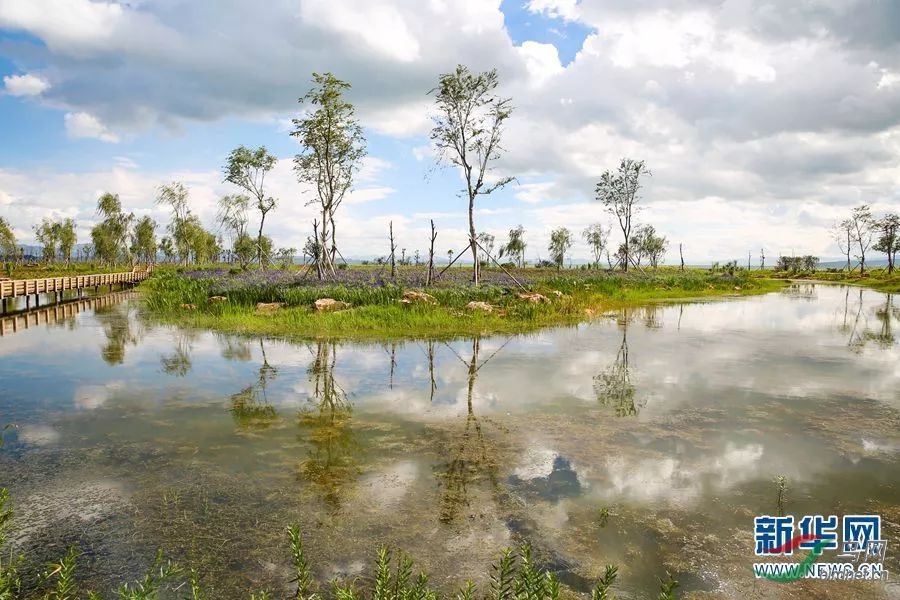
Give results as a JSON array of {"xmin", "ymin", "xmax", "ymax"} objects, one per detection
[{"xmin": 1, "ymin": 0, "xmax": 899, "ymax": 263}]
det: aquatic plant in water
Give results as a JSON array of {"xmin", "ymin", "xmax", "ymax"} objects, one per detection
[{"xmin": 0, "ymin": 486, "xmax": 682, "ymax": 598}]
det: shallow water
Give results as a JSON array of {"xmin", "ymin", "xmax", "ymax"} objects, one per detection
[{"xmin": 1, "ymin": 284, "xmax": 899, "ymax": 599}]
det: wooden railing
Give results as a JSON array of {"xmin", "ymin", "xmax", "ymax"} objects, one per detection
[
  {"xmin": 0, "ymin": 267, "xmax": 152, "ymax": 300},
  {"xmin": 0, "ymin": 291, "xmax": 138, "ymax": 336}
]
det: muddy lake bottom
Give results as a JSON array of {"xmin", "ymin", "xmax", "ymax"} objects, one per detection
[{"xmin": 1, "ymin": 283, "xmax": 900, "ymax": 599}]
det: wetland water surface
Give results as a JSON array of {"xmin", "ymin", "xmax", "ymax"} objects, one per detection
[{"xmin": 1, "ymin": 284, "xmax": 899, "ymax": 599}]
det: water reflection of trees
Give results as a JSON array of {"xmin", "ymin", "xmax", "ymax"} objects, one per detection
[
  {"xmin": 436, "ymin": 337, "xmax": 505, "ymax": 524},
  {"xmin": 96, "ymin": 302, "xmax": 144, "ymax": 365},
  {"xmin": 160, "ymin": 330, "xmax": 198, "ymax": 376},
  {"xmin": 782, "ymin": 283, "xmax": 819, "ymax": 301},
  {"xmin": 594, "ymin": 308, "xmax": 644, "ymax": 417},
  {"xmin": 296, "ymin": 340, "xmax": 358, "ymax": 510},
  {"xmin": 229, "ymin": 339, "xmax": 280, "ymax": 429},
  {"xmin": 839, "ymin": 289, "xmax": 898, "ymax": 352}
]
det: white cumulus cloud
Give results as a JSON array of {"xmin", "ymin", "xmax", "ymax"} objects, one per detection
[
  {"xmin": 64, "ymin": 112, "xmax": 119, "ymax": 143},
  {"xmin": 3, "ymin": 73, "xmax": 49, "ymax": 96}
]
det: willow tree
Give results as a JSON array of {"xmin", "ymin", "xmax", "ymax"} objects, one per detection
[
  {"xmin": 430, "ymin": 65, "xmax": 513, "ymax": 285},
  {"xmin": 223, "ymin": 146, "xmax": 277, "ymax": 266},
  {"xmin": 217, "ymin": 194, "xmax": 254, "ymax": 269},
  {"xmin": 156, "ymin": 182, "xmax": 191, "ymax": 265},
  {"xmin": 91, "ymin": 193, "xmax": 133, "ymax": 265},
  {"xmin": 33, "ymin": 218, "xmax": 59, "ymax": 262},
  {"xmin": 57, "ymin": 218, "xmax": 77, "ymax": 265},
  {"xmin": 131, "ymin": 216, "xmax": 158, "ymax": 263},
  {"xmin": 583, "ymin": 223, "xmax": 609, "ymax": 268},
  {"xmin": 291, "ymin": 73, "xmax": 366, "ymax": 280},
  {"xmin": 501, "ymin": 225, "xmax": 526, "ymax": 268},
  {"xmin": 596, "ymin": 159, "xmax": 651, "ymax": 272},
  {"xmin": 548, "ymin": 227, "xmax": 572, "ymax": 270},
  {"xmin": 0, "ymin": 217, "xmax": 16, "ymax": 262}
]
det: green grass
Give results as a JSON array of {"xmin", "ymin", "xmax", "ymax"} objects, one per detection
[{"xmin": 140, "ymin": 268, "xmax": 786, "ymax": 340}]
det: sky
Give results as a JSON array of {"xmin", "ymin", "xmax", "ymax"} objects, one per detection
[{"xmin": 0, "ymin": 0, "xmax": 899, "ymax": 264}]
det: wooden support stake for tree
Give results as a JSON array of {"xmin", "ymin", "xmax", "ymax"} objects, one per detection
[
  {"xmin": 473, "ymin": 238, "xmax": 529, "ymax": 292},
  {"xmin": 435, "ymin": 245, "xmax": 471, "ymax": 280},
  {"xmin": 389, "ymin": 221, "xmax": 397, "ymax": 279}
]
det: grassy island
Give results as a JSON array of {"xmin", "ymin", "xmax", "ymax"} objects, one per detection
[{"xmin": 141, "ymin": 266, "xmax": 786, "ymax": 339}]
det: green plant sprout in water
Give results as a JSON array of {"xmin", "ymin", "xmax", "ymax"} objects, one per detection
[
  {"xmin": 775, "ymin": 475, "xmax": 788, "ymax": 517},
  {"xmin": 597, "ymin": 507, "xmax": 611, "ymax": 528},
  {"xmin": 0, "ymin": 485, "xmax": 681, "ymax": 599}
]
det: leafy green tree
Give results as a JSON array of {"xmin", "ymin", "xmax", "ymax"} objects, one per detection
[
  {"xmin": 156, "ymin": 182, "xmax": 193, "ymax": 265},
  {"xmin": 430, "ymin": 65, "xmax": 513, "ymax": 285},
  {"xmin": 548, "ymin": 227, "xmax": 572, "ymax": 270},
  {"xmin": 159, "ymin": 237, "xmax": 175, "ymax": 263},
  {"xmin": 874, "ymin": 213, "xmax": 899, "ymax": 274},
  {"xmin": 0, "ymin": 217, "xmax": 16, "ymax": 262},
  {"xmin": 217, "ymin": 194, "xmax": 254, "ymax": 269},
  {"xmin": 57, "ymin": 218, "xmax": 77, "ymax": 265},
  {"xmin": 292, "ymin": 73, "xmax": 366, "ymax": 280},
  {"xmin": 223, "ymin": 147, "xmax": 277, "ymax": 266},
  {"xmin": 91, "ymin": 193, "xmax": 133, "ymax": 265},
  {"xmin": 501, "ymin": 225, "xmax": 526, "ymax": 268},
  {"xmin": 582, "ymin": 223, "xmax": 609, "ymax": 268},
  {"xmin": 231, "ymin": 233, "xmax": 257, "ymax": 269},
  {"xmin": 131, "ymin": 216, "xmax": 158, "ymax": 263},
  {"xmin": 33, "ymin": 218, "xmax": 59, "ymax": 262},
  {"xmin": 476, "ymin": 231, "xmax": 495, "ymax": 265},
  {"xmin": 596, "ymin": 159, "xmax": 651, "ymax": 271},
  {"xmin": 632, "ymin": 224, "xmax": 668, "ymax": 268}
]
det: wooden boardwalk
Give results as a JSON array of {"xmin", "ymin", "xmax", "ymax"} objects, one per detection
[
  {"xmin": 0, "ymin": 267, "xmax": 151, "ymax": 311},
  {"xmin": 0, "ymin": 290, "xmax": 138, "ymax": 336}
]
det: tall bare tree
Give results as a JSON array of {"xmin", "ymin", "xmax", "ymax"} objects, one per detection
[
  {"xmin": 430, "ymin": 65, "xmax": 514, "ymax": 285},
  {"xmin": 596, "ymin": 159, "xmax": 651, "ymax": 272},
  {"xmin": 292, "ymin": 73, "xmax": 366, "ymax": 280},
  {"xmin": 850, "ymin": 205, "xmax": 874, "ymax": 274},
  {"xmin": 223, "ymin": 146, "xmax": 277, "ymax": 266},
  {"xmin": 832, "ymin": 219, "xmax": 854, "ymax": 271}
]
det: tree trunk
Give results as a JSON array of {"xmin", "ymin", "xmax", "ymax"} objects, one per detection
[
  {"xmin": 257, "ymin": 213, "xmax": 267, "ymax": 267},
  {"xmin": 389, "ymin": 221, "xmax": 396, "ymax": 279},
  {"xmin": 468, "ymin": 193, "xmax": 479, "ymax": 285},
  {"xmin": 679, "ymin": 243, "xmax": 684, "ymax": 271},
  {"xmin": 846, "ymin": 230, "xmax": 851, "ymax": 272},
  {"xmin": 426, "ymin": 220, "xmax": 436, "ymax": 287}
]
